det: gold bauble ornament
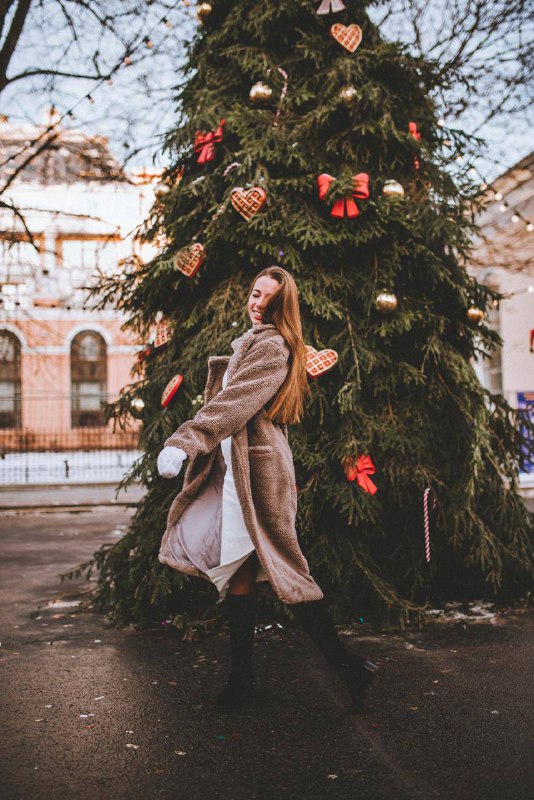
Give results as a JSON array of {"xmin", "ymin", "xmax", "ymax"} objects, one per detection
[
  {"xmin": 466, "ymin": 306, "xmax": 484, "ymax": 325},
  {"xmin": 376, "ymin": 291, "xmax": 398, "ymax": 315},
  {"xmin": 382, "ymin": 180, "xmax": 405, "ymax": 198},
  {"xmin": 154, "ymin": 182, "xmax": 170, "ymax": 199},
  {"xmin": 130, "ymin": 397, "xmax": 145, "ymax": 417},
  {"xmin": 340, "ymin": 85, "xmax": 357, "ymax": 106},
  {"xmin": 249, "ymin": 81, "xmax": 273, "ymax": 104},
  {"xmin": 196, "ymin": 3, "xmax": 212, "ymax": 22}
]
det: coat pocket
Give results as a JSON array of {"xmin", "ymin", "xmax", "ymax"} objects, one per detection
[{"xmin": 247, "ymin": 444, "xmax": 273, "ymax": 454}]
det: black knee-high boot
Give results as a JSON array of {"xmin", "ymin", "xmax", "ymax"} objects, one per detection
[
  {"xmin": 290, "ymin": 598, "xmax": 378, "ymax": 710},
  {"xmin": 216, "ymin": 592, "xmax": 257, "ymax": 710}
]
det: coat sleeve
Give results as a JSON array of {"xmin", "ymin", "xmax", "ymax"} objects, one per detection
[{"xmin": 164, "ymin": 339, "xmax": 289, "ymax": 459}]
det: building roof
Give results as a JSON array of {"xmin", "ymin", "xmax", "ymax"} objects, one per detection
[
  {"xmin": 491, "ymin": 151, "xmax": 534, "ymax": 197},
  {"xmin": 471, "ymin": 150, "xmax": 533, "ymax": 275},
  {"xmin": 0, "ymin": 116, "xmax": 127, "ymax": 185}
]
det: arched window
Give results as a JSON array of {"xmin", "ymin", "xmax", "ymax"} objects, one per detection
[
  {"xmin": 0, "ymin": 330, "xmax": 22, "ymax": 428},
  {"xmin": 71, "ymin": 331, "xmax": 107, "ymax": 427}
]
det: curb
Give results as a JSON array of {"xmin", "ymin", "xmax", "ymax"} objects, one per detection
[{"xmin": 0, "ymin": 501, "xmax": 141, "ymax": 513}]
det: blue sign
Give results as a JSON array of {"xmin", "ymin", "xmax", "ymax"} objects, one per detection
[{"xmin": 517, "ymin": 392, "xmax": 534, "ymax": 474}]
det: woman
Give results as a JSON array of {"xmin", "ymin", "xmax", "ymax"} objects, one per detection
[{"xmin": 157, "ymin": 266, "xmax": 378, "ymax": 711}]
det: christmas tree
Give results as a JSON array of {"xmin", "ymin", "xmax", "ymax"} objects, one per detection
[{"xmin": 82, "ymin": 0, "xmax": 533, "ymax": 631}]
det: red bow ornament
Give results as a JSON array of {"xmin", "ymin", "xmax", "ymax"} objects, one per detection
[
  {"xmin": 409, "ymin": 121, "xmax": 421, "ymax": 170},
  {"xmin": 317, "ymin": 173, "xmax": 369, "ymax": 218},
  {"xmin": 342, "ymin": 454, "xmax": 378, "ymax": 495},
  {"xmin": 409, "ymin": 121, "xmax": 421, "ymax": 141},
  {"xmin": 194, "ymin": 119, "xmax": 225, "ymax": 165}
]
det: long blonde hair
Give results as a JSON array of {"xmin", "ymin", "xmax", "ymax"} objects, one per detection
[{"xmin": 247, "ymin": 266, "xmax": 311, "ymax": 424}]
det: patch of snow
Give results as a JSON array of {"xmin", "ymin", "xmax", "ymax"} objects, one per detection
[
  {"xmin": 46, "ymin": 600, "xmax": 82, "ymax": 608},
  {"xmin": 427, "ymin": 601, "xmax": 499, "ymax": 623}
]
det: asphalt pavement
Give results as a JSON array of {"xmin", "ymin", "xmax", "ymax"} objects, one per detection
[{"xmin": 0, "ymin": 505, "xmax": 533, "ymax": 800}]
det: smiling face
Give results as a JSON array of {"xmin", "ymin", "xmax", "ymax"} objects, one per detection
[{"xmin": 247, "ymin": 275, "xmax": 280, "ymax": 326}]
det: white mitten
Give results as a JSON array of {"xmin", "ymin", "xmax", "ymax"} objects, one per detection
[{"xmin": 157, "ymin": 446, "xmax": 187, "ymax": 478}]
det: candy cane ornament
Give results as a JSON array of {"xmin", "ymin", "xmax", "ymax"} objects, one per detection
[
  {"xmin": 423, "ymin": 487, "xmax": 437, "ymax": 562},
  {"xmin": 273, "ymin": 67, "xmax": 288, "ymax": 128}
]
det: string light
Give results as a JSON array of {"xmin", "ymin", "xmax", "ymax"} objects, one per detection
[
  {"xmin": 438, "ymin": 124, "xmax": 530, "ymax": 230},
  {"xmin": 502, "ymin": 285, "xmax": 534, "ymax": 298},
  {"xmin": 470, "ymin": 166, "xmax": 533, "ymax": 232}
]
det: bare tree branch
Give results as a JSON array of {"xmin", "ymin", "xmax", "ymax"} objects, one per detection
[
  {"xmin": 0, "ymin": 1, "xmax": 18, "ymax": 40},
  {"xmin": 0, "ymin": 0, "xmax": 32, "ymax": 90},
  {"xmin": 0, "ymin": 195, "xmax": 37, "ymax": 249},
  {"xmin": 1, "ymin": 128, "xmax": 59, "ymax": 194}
]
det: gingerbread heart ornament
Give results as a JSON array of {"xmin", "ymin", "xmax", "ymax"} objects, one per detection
[
  {"xmin": 154, "ymin": 317, "xmax": 171, "ymax": 348},
  {"xmin": 230, "ymin": 187, "xmax": 267, "ymax": 221},
  {"xmin": 330, "ymin": 23, "xmax": 363, "ymax": 53},
  {"xmin": 175, "ymin": 242, "xmax": 205, "ymax": 278},
  {"xmin": 161, "ymin": 374, "xmax": 183, "ymax": 408},
  {"xmin": 305, "ymin": 345, "xmax": 339, "ymax": 378}
]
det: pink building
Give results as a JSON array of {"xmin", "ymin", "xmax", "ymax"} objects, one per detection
[{"xmin": 0, "ymin": 116, "xmax": 158, "ymax": 471}]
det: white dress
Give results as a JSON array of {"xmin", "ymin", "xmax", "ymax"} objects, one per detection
[{"xmin": 205, "ymin": 367, "xmax": 268, "ymax": 599}]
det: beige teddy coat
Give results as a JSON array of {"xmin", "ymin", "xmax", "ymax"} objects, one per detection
[{"xmin": 158, "ymin": 322, "xmax": 324, "ymax": 604}]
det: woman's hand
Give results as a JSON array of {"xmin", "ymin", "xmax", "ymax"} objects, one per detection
[{"xmin": 157, "ymin": 446, "xmax": 187, "ymax": 478}]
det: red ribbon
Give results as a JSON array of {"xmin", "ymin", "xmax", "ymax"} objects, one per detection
[
  {"xmin": 194, "ymin": 119, "xmax": 225, "ymax": 164},
  {"xmin": 344, "ymin": 454, "xmax": 378, "ymax": 495},
  {"xmin": 317, "ymin": 173, "xmax": 369, "ymax": 218},
  {"xmin": 530, "ymin": 328, "xmax": 534, "ymax": 353},
  {"xmin": 409, "ymin": 121, "xmax": 421, "ymax": 170}
]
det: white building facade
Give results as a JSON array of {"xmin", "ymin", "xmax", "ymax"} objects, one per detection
[{"xmin": 469, "ymin": 152, "xmax": 534, "ymax": 485}]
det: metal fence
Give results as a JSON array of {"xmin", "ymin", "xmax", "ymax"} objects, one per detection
[
  {"xmin": 0, "ymin": 426, "xmax": 138, "ymax": 453},
  {"xmin": 0, "ymin": 394, "xmax": 142, "ymax": 484}
]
